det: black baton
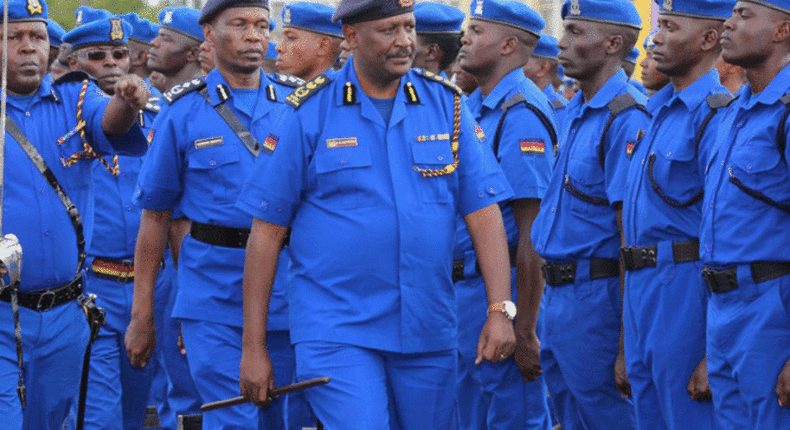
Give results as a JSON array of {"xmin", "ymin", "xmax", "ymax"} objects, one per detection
[{"xmin": 200, "ymin": 376, "xmax": 330, "ymax": 412}]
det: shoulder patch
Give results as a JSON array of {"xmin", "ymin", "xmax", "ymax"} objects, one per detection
[
  {"xmin": 144, "ymin": 96, "xmax": 161, "ymax": 113},
  {"xmin": 285, "ymin": 74, "xmax": 332, "ymax": 109},
  {"xmin": 162, "ymin": 78, "xmax": 207, "ymax": 105},
  {"xmin": 53, "ymin": 70, "xmax": 91, "ymax": 85},
  {"xmin": 413, "ymin": 68, "xmax": 462, "ymax": 95},
  {"xmin": 268, "ymin": 73, "xmax": 306, "ymax": 88}
]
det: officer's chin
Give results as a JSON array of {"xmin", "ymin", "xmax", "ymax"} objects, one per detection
[
  {"xmin": 385, "ymin": 57, "xmax": 413, "ymax": 77},
  {"xmin": 8, "ymin": 74, "xmax": 44, "ymax": 96}
]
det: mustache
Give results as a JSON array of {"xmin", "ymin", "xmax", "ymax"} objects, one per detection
[{"xmin": 386, "ymin": 49, "xmax": 413, "ymax": 59}]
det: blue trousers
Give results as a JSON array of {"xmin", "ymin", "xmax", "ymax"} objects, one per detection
[
  {"xmin": 540, "ymin": 272, "xmax": 636, "ymax": 430},
  {"xmin": 454, "ymin": 273, "xmax": 551, "ymax": 430},
  {"xmin": 295, "ymin": 341, "xmax": 456, "ymax": 430},
  {"xmin": 624, "ymin": 254, "xmax": 716, "ymax": 430},
  {"xmin": 0, "ymin": 300, "xmax": 89, "ymax": 430},
  {"xmin": 707, "ymin": 268, "xmax": 790, "ymax": 428},
  {"xmin": 82, "ymin": 268, "xmax": 156, "ymax": 430}
]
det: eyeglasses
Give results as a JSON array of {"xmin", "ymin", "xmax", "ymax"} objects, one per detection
[{"xmin": 79, "ymin": 48, "xmax": 130, "ymax": 61}]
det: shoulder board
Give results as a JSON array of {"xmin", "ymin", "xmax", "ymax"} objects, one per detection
[
  {"xmin": 502, "ymin": 93, "xmax": 527, "ymax": 112},
  {"xmin": 285, "ymin": 74, "xmax": 332, "ymax": 109},
  {"xmin": 144, "ymin": 96, "xmax": 161, "ymax": 113},
  {"xmin": 706, "ymin": 93, "xmax": 735, "ymax": 110},
  {"xmin": 53, "ymin": 70, "xmax": 91, "ymax": 85},
  {"xmin": 607, "ymin": 93, "xmax": 638, "ymax": 115},
  {"xmin": 550, "ymin": 99, "xmax": 566, "ymax": 110},
  {"xmin": 162, "ymin": 78, "xmax": 207, "ymax": 105},
  {"xmin": 413, "ymin": 68, "xmax": 462, "ymax": 95},
  {"xmin": 268, "ymin": 73, "xmax": 305, "ymax": 88}
]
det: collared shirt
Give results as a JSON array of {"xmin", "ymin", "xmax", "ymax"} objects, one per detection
[
  {"xmin": 237, "ymin": 61, "xmax": 513, "ymax": 353},
  {"xmin": 454, "ymin": 67, "xmax": 555, "ymax": 257},
  {"xmin": 134, "ymin": 68, "xmax": 292, "ymax": 329},
  {"xmin": 544, "ymin": 84, "xmax": 567, "ymax": 107},
  {"xmin": 2, "ymin": 75, "xmax": 146, "ymax": 292},
  {"xmin": 701, "ymin": 64, "xmax": 790, "ymax": 266},
  {"xmin": 532, "ymin": 69, "xmax": 650, "ymax": 261},
  {"xmin": 624, "ymin": 69, "xmax": 729, "ymax": 247}
]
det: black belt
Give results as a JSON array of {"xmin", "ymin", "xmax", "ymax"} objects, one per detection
[
  {"xmin": 90, "ymin": 257, "xmax": 134, "ymax": 283},
  {"xmin": 542, "ymin": 259, "xmax": 619, "ymax": 287},
  {"xmin": 0, "ymin": 274, "xmax": 83, "ymax": 312},
  {"xmin": 190, "ymin": 221, "xmax": 250, "ymax": 249},
  {"xmin": 620, "ymin": 239, "xmax": 699, "ymax": 272},
  {"xmin": 452, "ymin": 247, "xmax": 518, "ymax": 283},
  {"xmin": 703, "ymin": 262, "xmax": 790, "ymax": 294}
]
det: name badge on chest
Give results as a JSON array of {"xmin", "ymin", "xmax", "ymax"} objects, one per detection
[
  {"xmin": 194, "ymin": 136, "xmax": 224, "ymax": 150},
  {"xmin": 326, "ymin": 137, "xmax": 358, "ymax": 149}
]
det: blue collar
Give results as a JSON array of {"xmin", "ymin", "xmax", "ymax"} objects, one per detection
[
  {"xmin": 569, "ymin": 68, "xmax": 630, "ymax": 111},
  {"xmin": 481, "ymin": 68, "xmax": 526, "ymax": 111},
  {"xmin": 334, "ymin": 59, "xmax": 413, "ymax": 128},
  {"xmin": 649, "ymin": 68, "xmax": 723, "ymax": 112},
  {"xmin": 202, "ymin": 68, "xmax": 271, "ymax": 106},
  {"xmin": 741, "ymin": 62, "xmax": 790, "ymax": 108}
]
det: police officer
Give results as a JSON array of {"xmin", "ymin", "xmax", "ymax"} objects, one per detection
[
  {"xmin": 123, "ymin": 13, "xmax": 159, "ymax": 83},
  {"xmin": 702, "ymin": 0, "xmax": 790, "ymax": 427},
  {"xmin": 453, "ymin": 1, "xmax": 554, "ymax": 429},
  {"xmin": 531, "ymin": 1, "xmax": 650, "ymax": 429},
  {"xmin": 638, "ymin": 30, "xmax": 670, "ymax": 97},
  {"xmin": 450, "ymin": 57, "xmax": 479, "ymax": 95},
  {"xmin": 0, "ymin": 1, "xmax": 149, "ymax": 428},
  {"xmin": 46, "ymin": 19, "xmax": 64, "ymax": 70},
  {"xmin": 412, "ymin": 2, "xmax": 463, "ymax": 78},
  {"xmin": 198, "ymin": 39, "xmax": 214, "ymax": 74},
  {"xmin": 621, "ymin": 1, "xmax": 734, "ymax": 429},
  {"xmin": 64, "ymin": 16, "xmax": 157, "ymax": 430},
  {"xmin": 276, "ymin": 2, "xmax": 343, "ymax": 81},
  {"xmin": 74, "ymin": 5, "xmax": 110, "ymax": 27},
  {"xmin": 715, "ymin": 52, "xmax": 746, "ymax": 94},
  {"xmin": 523, "ymin": 33, "xmax": 568, "ymax": 109},
  {"xmin": 624, "ymin": 47, "xmax": 648, "ymax": 95},
  {"xmin": 237, "ymin": 0, "xmax": 517, "ymax": 428},
  {"xmin": 125, "ymin": 0, "xmax": 299, "ymax": 428}
]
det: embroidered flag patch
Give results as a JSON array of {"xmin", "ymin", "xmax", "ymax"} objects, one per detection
[
  {"xmin": 626, "ymin": 142, "xmax": 636, "ymax": 157},
  {"xmin": 326, "ymin": 137, "xmax": 358, "ymax": 149},
  {"xmin": 474, "ymin": 125, "xmax": 486, "ymax": 142},
  {"xmin": 147, "ymin": 129, "xmax": 154, "ymax": 145},
  {"xmin": 520, "ymin": 139, "xmax": 545, "ymax": 156},
  {"xmin": 263, "ymin": 133, "xmax": 279, "ymax": 154}
]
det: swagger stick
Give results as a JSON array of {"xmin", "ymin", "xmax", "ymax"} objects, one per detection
[{"xmin": 201, "ymin": 376, "xmax": 330, "ymax": 412}]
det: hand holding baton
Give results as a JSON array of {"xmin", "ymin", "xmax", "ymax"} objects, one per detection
[{"xmin": 201, "ymin": 376, "xmax": 330, "ymax": 412}]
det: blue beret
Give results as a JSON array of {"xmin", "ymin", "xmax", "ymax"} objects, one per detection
[
  {"xmin": 561, "ymin": 0, "xmax": 641, "ymax": 30},
  {"xmin": 743, "ymin": 0, "xmax": 790, "ymax": 14},
  {"xmin": 470, "ymin": 0, "xmax": 544, "ymax": 37},
  {"xmin": 415, "ymin": 2, "xmax": 464, "ymax": 34},
  {"xmin": 199, "ymin": 0, "xmax": 269, "ymax": 25},
  {"xmin": 282, "ymin": 2, "xmax": 343, "ymax": 38},
  {"xmin": 558, "ymin": 64, "xmax": 565, "ymax": 78},
  {"xmin": 270, "ymin": 19, "xmax": 276, "ymax": 31},
  {"xmin": 123, "ymin": 12, "xmax": 159, "ymax": 45},
  {"xmin": 75, "ymin": 6, "xmax": 110, "ymax": 26},
  {"xmin": 159, "ymin": 7, "xmax": 204, "ymax": 42},
  {"xmin": 0, "ymin": 0, "xmax": 47, "ymax": 22},
  {"xmin": 656, "ymin": 0, "xmax": 735, "ymax": 21},
  {"xmin": 63, "ymin": 16, "xmax": 132, "ymax": 50},
  {"xmin": 533, "ymin": 33, "xmax": 559, "ymax": 60},
  {"xmin": 332, "ymin": 0, "xmax": 414, "ymax": 25},
  {"xmin": 626, "ymin": 46, "xmax": 640, "ymax": 64},
  {"xmin": 266, "ymin": 41, "xmax": 277, "ymax": 59},
  {"xmin": 47, "ymin": 19, "xmax": 65, "ymax": 46},
  {"xmin": 644, "ymin": 29, "xmax": 658, "ymax": 50}
]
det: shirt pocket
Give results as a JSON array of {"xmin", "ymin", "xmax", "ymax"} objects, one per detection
[
  {"xmin": 564, "ymin": 156, "xmax": 608, "ymax": 215},
  {"xmin": 313, "ymin": 145, "xmax": 376, "ymax": 209},
  {"xmin": 187, "ymin": 145, "xmax": 242, "ymax": 204},
  {"xmin": 411, "ymin": 140, "xmax": 454, "ymax": 204},
  {"xmin": 729, "ymin": 142, "xmax": 790, "ymax": 204},
  {"xmin": 648, "ymin": 142, "xmax": 703, "ymax": 207}
]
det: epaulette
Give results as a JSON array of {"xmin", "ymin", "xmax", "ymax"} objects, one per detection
[
  {"xmin": 285, "ymin": 74, "xmax": 332, "ymax": 109},
  {"xmin": 413, "ymin": 68, "xmax": 462, "ymax": 96},
  {"xmin": 706, "ymin": 93, "xmax": 735, "ymax": 109},
  {"xmin": 53, "ymin": 70, "xmax": 91, "ymax": 85},
  {"xmin": 144, "ymin": 96, "xmax": 161, "ymax": 113},
  {"xmin": 607, "ymin": 93, "xmax": 639, "ymax": 116},
  {"xmin": 162, "ymin": 78, "xmax": 207, "ymax": 105},
  {"xmin": 501, "ymin": 93, "xmax": 526, "ymax": 111},
  {"xmin": 550, "ymin": 100, "xmax": 566, "ymax": 110},
  {"xmin": 268, "ymin": 73, "xmax": 305, "ymax": 88}
]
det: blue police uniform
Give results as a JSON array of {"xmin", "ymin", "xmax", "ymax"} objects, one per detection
[
  {"xmin": 702, "ymin": 62, "xmax": 790, "ymax": 428},
  {"xmin": 532, "ymin": 33, "xmax": 566, "ymax": 114},
  {"xmin": 134, "ymin": 65, "xmax": 295, "ymax": 429},
  {"xmin": 237, "ymin": 46, "xmax": 513, "ymax": 430},
  {"xmin": 623, "ymin": 66, "xmax": 731, "ymax": 428}
]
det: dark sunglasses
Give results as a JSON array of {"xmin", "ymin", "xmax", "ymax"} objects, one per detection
[{"xmin": 80, "ymin": 48, "xmax": 130, "ymax": 61}]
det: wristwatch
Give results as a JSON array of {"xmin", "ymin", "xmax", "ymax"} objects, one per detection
[{"xmin": 488, "ymin": 300, "xmax": 516, "ymax": 320}]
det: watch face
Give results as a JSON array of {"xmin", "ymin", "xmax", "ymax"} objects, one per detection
[{"xmin": 504, "ymin": 301, "xmax": 517, "ymax": 319}]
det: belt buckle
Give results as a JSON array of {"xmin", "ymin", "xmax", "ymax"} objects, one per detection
[
  {"xmin": 620, "ymin": 247, "xmax": 635, "ymax": 269},
  {"xmin": 37, "ymin": 290, "xmax": 56, "ymax": 311},
  {"xmin": 540, "ymin": 263, "xmax": 551, "ymax": 284}
]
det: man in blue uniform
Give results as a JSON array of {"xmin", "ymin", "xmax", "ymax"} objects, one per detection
[
  {"xmin": 624, "ymin": 47, "xmax": 648, "ymax": 95},
  {"xmin": 621, "ymin": 1, "xmax": 734, "ymax": 429},
  {"xmin": 275, "ymin": 2, "xmax": 343, "ymax": 81},
  {"xmin": 237, "ymin": 0, "xmax": 517, "ymax": 428},
  {"xmin": 412, "ymin": 2, "xmax": 463, "ymax": 78},
  {"xmin": 523, "ymin": 33, "xmax": 567, "ymax": 110},
  {"xmin": 702, "ymin": 0, "xmax": 790, "ymax": 427},
  {"xmin": 125, "ymin": 0, "xmax": 301, "ymax": 428},
  {"xmin": 0, "ymin": 1, "xmax": 149, "ymax": 429},
  {"xmin": 46, "ymin": 18, "xmax": 64, "ymax": 70},
  {"xmin": 638, "ymin": 30, "xmax": 670, "ymax": 97},
  {"xmin": 530, "ymin": 1, "xmax": 650, "ymax": 429},
  {"xmin": 453, "ymin": 1, "xmax": 555, "ymax": 429}
]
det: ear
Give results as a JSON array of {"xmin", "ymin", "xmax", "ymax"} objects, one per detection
[
  {"xmin": 775, "ymin": 19, "xmax": 790, "ymax": 44},
  {"xmin": 317, "ymin": 35, "xmax": 331, "ymax": 56},
  {"xmin": 537, "ymin": 59, "xmax": 551, "ymax": 78},
  {"xmin": 605, "ymin": 33, "xmax": 624, "ymax": 57},
  {"xmin": 186, "ymin": 44, "xmax": 201, "ymax": 62},
  {"xmin": 500, "ymin": 35, "xmax": 519, "ymax": 56},
  {"xmin": 343, "ymin": 24, "xmax": 358, "ymax": 50},
  {"xmin": 203, "ymin": 23, "xmax": 213, "ymax": 44},
  {"xmin": 700, "ymin": 27, "xmax": 720, "ymax": 52},
  {"xmin": 68, "ymin": 55, "xmax": 79, "ymax": 71}
]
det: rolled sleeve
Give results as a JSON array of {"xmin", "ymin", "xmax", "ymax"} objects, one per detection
[
  {"xmin": 497, "ymin": 105, "xmax": 552, "ymax": 200},
  {"xmin": 133, "ymin": 109, "xmax": 184, "ymax": 211}
]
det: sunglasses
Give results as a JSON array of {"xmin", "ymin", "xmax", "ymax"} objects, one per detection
[{"xmin": 79, "ymin": 48, "xmax": 130, "ymax": 61}]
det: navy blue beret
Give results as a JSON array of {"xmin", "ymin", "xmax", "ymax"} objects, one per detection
[
  {"xmin": 470, "ymin": 0, "xmax": 544, "ymax": 37},
  {"xmin": 75, "ymin": 6, "xmax": 110, "ymax": 26},
  {"xmin": 644, "ymin": 29, "xmax": 658, "ymax": 50},
  {"xmin": 199, "ymin": 0, "xmax": 269, "ymax": 25},
  {"xmin": 656, "ymin": 0, "xmax": 735, "ymax": 21},
  {"xmin": 47, "ymin": 19, "xmax": 65, "ymax": 46},
  {"xmin": 533, "ymin": 33, "xmax": 559, "ymax": 60},
  {"xmin": 561, "ymin": 0, "xmax": 641, "ymax": 30},
  {"xmin": 282, "ymin": 2, "xmax": 342, "ymax": 38},
  {"xmin": 415, "ymin": 2, "xmax": 464, "ymax": 34},
  {"xmin": 270, "ymin": 19, "xmax": 276, "ymax": 31},
  {"xmin": 626, "ymin": 46, "xmax": 640, "ymax": 64},
  {"xmin": 63, "ymin": 16, "xmax": 132, "ymax": 50},
  {"xmin": 265, "ymin": 41, "xmax": 277, "ymax": 59},
  {"xmin": 123, "ymin": 12, "xmax": 159, "ymax": 45},
  {"xmin": 332, "ymin": 0, "xmax": 414, "ymax": 25},
  {"xmin": 743, "ymin": 0, "xmax": 790, "ymax": 14},
  {"xmin": 159, "ymin": 7, "xmax": 204, "ymax": 42},
  {"xmin": 1, "ymin": 0, "xmax": 47, "ymax": 23}
]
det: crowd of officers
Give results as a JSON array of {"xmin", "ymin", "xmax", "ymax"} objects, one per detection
[{"xmin": 1, "ymin": 0, "xmax": 790, "ymax": 429}]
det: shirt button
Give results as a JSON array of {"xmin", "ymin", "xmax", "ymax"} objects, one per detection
[
  {"xmin": 260, "ymin": 200, "xmax": 268, "ymax": 210},
  {"xmin": 736, "ymin": 120, "xmax": 745, "ymax": 128},
  {"xmin": 44, "ymin": 230, "xmax": 51, "ymax": 237},
  {"xmin": 641, "ymin": 158, "xmax": 645, "ymax": 165},
  {"xmin": 746, "ymin": 162, "xmax": 752, "ymax": 171},
  {"xmin": 25, "ymin": 112, "xmax": 31, "ymax": 117},
  {"xmin": 126, "ymin": 206, "xmax": 133, "ymax": 211},
  {"xmin": 487, "ymin": 187, "xmax": 496, "ymax": 195},
  {"xmin": 340, "ymin": 157, "xmax": 348, "ymax": 165},
  {"xmin": 136, "ymin": 190, "xmax": 142, "ymax": 197},
  {"xmin": 537, "ymin": 244, "xmax": 543, "ymax": 251},
  {"xmin": 209, "ymin": 160, "xmax": 216, "ymax": 167},
  {"xmin": 478, "ymin": 192, "xmax": 484, "ymax": 198},
  {"xmin": 666, "ymin": 152, "xmax": 672, "ymax": 158},
  {"xmin": 39, "ymin": 187, "xmax": 45, "ymax": 195},
  {"xmin": 276, "ymin": 207, "xmax": 282, "ymax": 212},
  {"xmin": 437, "ymin": 156, "xmax": 444, "ymax": 162}
]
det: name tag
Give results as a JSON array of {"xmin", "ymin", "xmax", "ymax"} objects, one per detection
[
  {"xmin": 194, "ymin": 136, "xmax": 224, "ymax": 150},
  {"xmin": 326, "ymin": 137, "xmax": 358, "ymax": 149}
]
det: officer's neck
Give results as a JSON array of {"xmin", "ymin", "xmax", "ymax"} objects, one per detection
[
  {"xmin": 579, "ymin": 63, "xmax": 621, "ymax": 103},
  {"xmin": 670, "ymin": 52, "xmax": 718, "ymax": 93},
  {"xmin": 354, "ymin": 62, "xmax": 400, "ymax": 99},
  {"xmin": 218, "ymin": 64, "xmax": 261, "ymax": 89},
  {"xmin": 162, "ymin": 62, "xmax": 204, "ymax": 93},
  {"xmin": 744, "ymin": 52, "xmax": 790, "ymax": 95}
]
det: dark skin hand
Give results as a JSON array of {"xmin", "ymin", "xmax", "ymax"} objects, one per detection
[
  {"xmin": 776, "ymin": 357, "xmax": 790, "ymax": 408},
  {"xmin": 688, "ymin": 356, "xmax": 712, "ymax": 402}
]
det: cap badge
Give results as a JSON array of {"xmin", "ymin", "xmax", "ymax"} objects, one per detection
[
  {"xmin": 474, "ymin": 0, "xmax": 483, "ymax": 16},
  {"xmin": 570, "ymin": 0, "xmax": 581, "ymax": 16},
  {"xmin": 663, "ymin": 0, "xmax": 673, "ymax": 10},
  {"xmin": 110, "ymin": 18, "xmax": 124, "ymax": 40},
  {"xmin": 26, "ymin": 0, "xmax": 43, "ymax": 16},
  {"xmin": 76, "ymin": 10, "xmax": 83, "ymax": 24},
  {"xmin": 163, "ymin": 10, "xmax": 174, "ymax": 24},
  {"xmin": 399, "ymin": 0, "xmax": 414, "ymax": 8},
  {"xmin": 283, "ymin": 7, "xmax": 291, "ymax": 24}
]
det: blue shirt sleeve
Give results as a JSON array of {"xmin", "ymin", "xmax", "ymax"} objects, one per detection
[
  {"xmin": 133, "ymin": 104, "xmax": 185, "ymax": 211},
  {"xmin": 604, "ymin": 108, "xmax": 650, "ymax": 204},
  {"xmin": 496, "ymin": 104, "xmax": 552, "ymax": 200},
  {"xmin": 81, "ymin": 81, "xmax": 148, "ymax": 157}
]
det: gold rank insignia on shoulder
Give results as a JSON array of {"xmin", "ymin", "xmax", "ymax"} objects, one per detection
[
  {"xmin": 326, "ymin": 137, "xmax": 358, "ymax": 149},
  {"xmin": 110, "ymin": 18, "xmax": 124, "ymax": 41},
  {"xmin": 194, "ymin": 136, "xmax": 224, "ymax": 149},
  {"xmin": 416, "ymin": 134, "xmax": 450, "ymax": 142},
  {"xmin": 404, "ymin": 82, "xmax": 420, "ymax": 104},
  {"xmin": 26, "ymin": 0, "xmax": 43, "ymax": 15},
  {"xmin": 414, "ymin": 69, "xmax": 462, "ymax": 95},
  {"xmin": 343, "ymin": 82, "xmax": 356, "ymax": 105},
  {"xmin": 286, "ymin": 74, "xmax": 332, "ymax": 109}
]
